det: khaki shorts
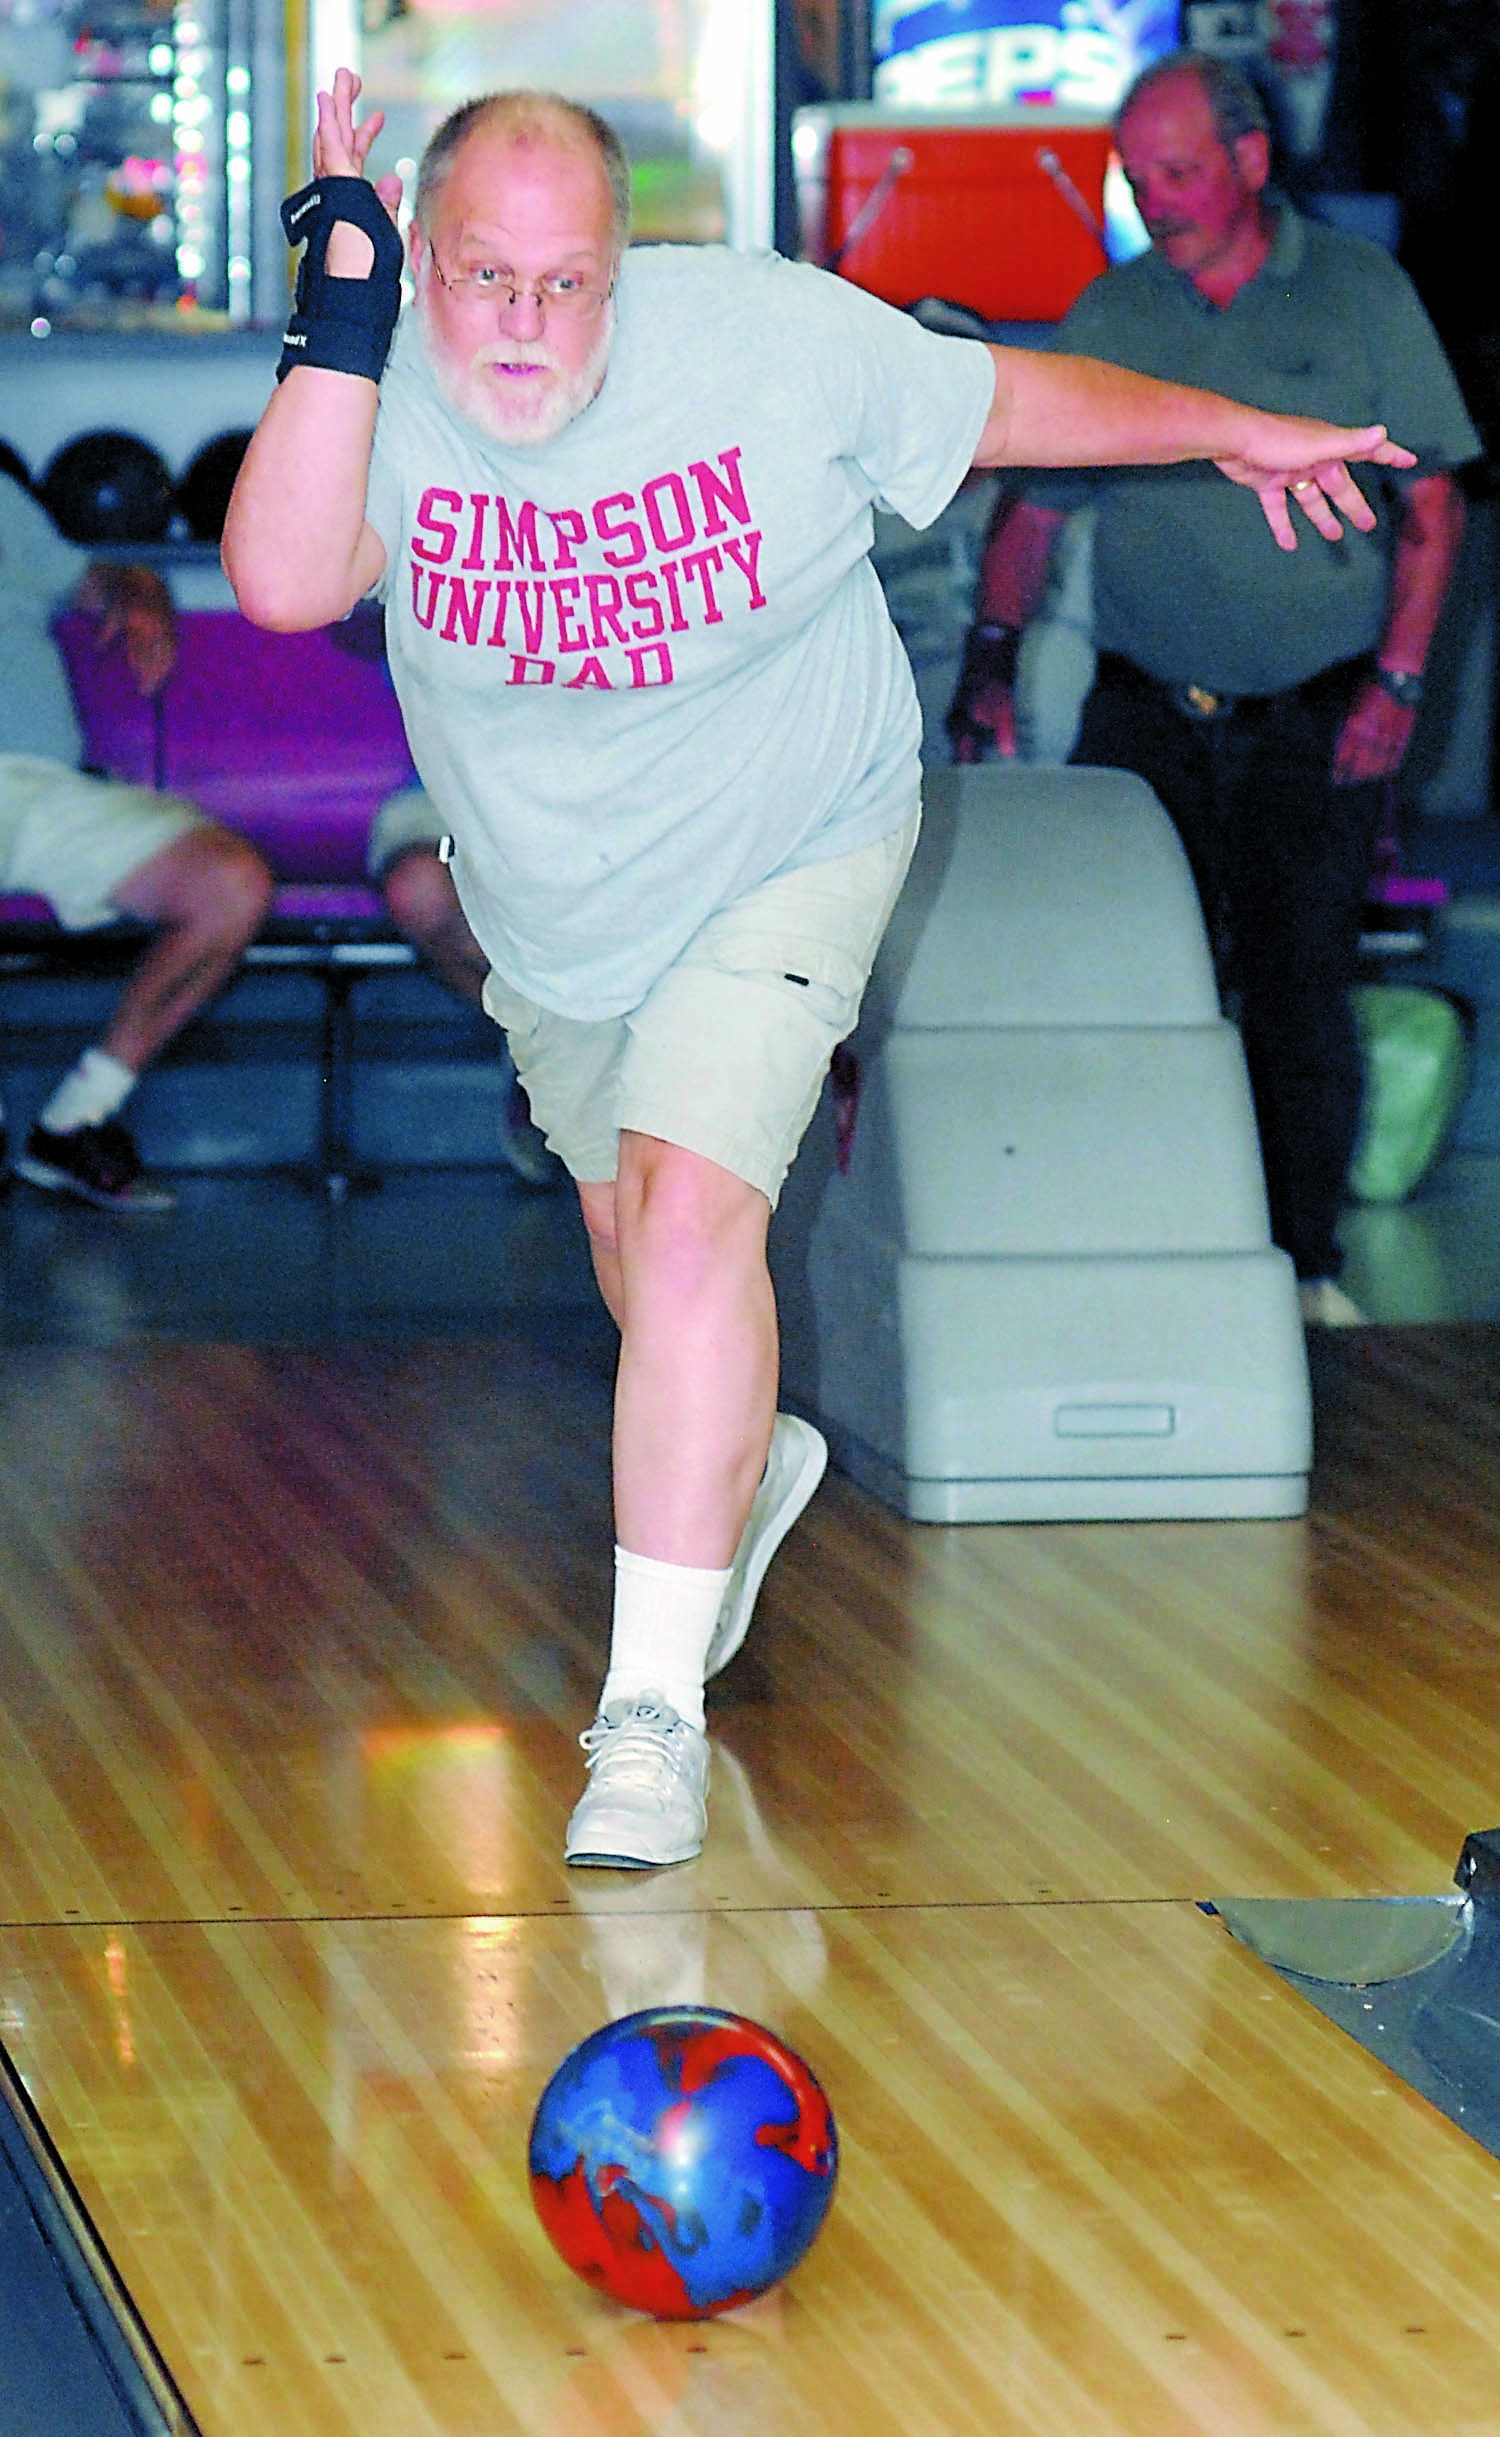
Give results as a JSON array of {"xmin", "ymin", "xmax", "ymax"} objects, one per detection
[
  {"xmin": 481, "ymin": 806, "xmax": 920, "ymax": 1207},
  {"xmin": 366, "ymin": 783, "xmax": 441, "ymax": 878},
  {"xmin": 0, "ymin": 754, "xmax": 204, "ymax": 931}
]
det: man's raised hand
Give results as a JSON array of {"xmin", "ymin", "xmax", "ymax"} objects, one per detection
[{"xmin": 312, "ymin": 66, "xmax": 402, "ymax": 278}]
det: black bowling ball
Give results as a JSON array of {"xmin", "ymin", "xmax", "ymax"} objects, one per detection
[
  {"xmin": 175, "ymin": 428, "xmax": 253, "ymax": 542},
  {"xmin": 39, "ymin": 428, "xmax": 173, "ymax": 544}
]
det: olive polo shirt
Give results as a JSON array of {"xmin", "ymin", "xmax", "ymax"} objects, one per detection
[{"xmin": 1027, "ymin": 207, "xmax": 1479, "ymax": 696}]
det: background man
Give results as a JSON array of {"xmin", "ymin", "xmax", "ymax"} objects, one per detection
[
  {"xmin": 947, "ymin": 51, "xmax": 1478, "ymax": 1326},
  {"xmin": 1, "ymin": 466, "xmax": 272, "ymax": 1210},
  {"xmin": 223, "ymin": 68, "xmax": 1412, "ymax": 1870}
]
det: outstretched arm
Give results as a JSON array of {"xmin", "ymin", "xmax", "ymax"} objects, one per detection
[
  {"xmin": 222, "ymin": 69, "xmax": 400, "ymax": 630},
  {"xmin": 975, "ymin": 345, "xmax": 1417, "ymax": 552}
]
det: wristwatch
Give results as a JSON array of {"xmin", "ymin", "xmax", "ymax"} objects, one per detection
[{"xmin": 1373, "ymin": 664, "xmax": 1424, "ymax": 709}]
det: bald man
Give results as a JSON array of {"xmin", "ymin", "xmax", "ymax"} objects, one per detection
[{"xmin": 224, "ymin": 69, "xmax": 1415, "ymax": 1869}]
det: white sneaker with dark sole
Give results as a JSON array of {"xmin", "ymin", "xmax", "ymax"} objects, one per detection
[
  {"xmin": 16, "ymin": 1118, "xmax": 174, "ymax": 1212},
  {"xmin": 565, "ymin": 1692, "xmax": 710, "ymax": 1870},
  {"xmin": 705, "ymin": 1414, "xmax": 827, "ymax": 1681}
]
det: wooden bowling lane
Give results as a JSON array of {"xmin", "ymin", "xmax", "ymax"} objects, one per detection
[
  {"xmin": 2, "ymin": 1326, "xmax": 1500, "ymax": 2429},
  {"xmin": 8, "ymin": 1898, "xmax": 1500, "ymax": 2436},
  {"xmin": 0, "ymin": 1333, "xmax": 1495, "ymax": 1932}
]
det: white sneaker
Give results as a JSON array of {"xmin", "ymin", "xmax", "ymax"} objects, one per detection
[
  {"xmin": 1299, "ymin": 1277, "xmax": 1367, "ymax": 1328},
  {"xmin": 705, "ymin": 1414, "xmax": 827, "ymax": 1681},
  {"xmin": 564, "ymin": 1693, "xmax": 710, "ymax": 1870}
]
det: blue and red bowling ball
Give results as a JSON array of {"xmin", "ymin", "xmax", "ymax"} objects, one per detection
[{"xmin": 529, "ymin": 2004, "xmax": 838, "ymax": 2318}]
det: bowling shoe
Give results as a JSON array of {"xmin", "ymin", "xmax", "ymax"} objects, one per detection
[
  {"xmin": 565, "ymin": 1692, "xmax": 710, "ymax": 1869},
  {"xmin": 705, "ymin": 1415, "xmax": 827, "ymax": 1680}
]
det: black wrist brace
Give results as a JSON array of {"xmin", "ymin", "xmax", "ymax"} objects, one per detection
[{"xmin": 277, "ymin": 176, "xmax": 404, "ymax": 385}]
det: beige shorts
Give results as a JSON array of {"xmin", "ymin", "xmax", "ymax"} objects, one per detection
[
  {"xmin": 0, "ymin": 754, "xmax": 204, "ymax": 931},
  {"xmin": 482, "ymin": 805, "xmax": 920, "ymax": 1207},
  {"xmin": 366, "ymin": 783, "xmax": 441, "ymax": 878}
]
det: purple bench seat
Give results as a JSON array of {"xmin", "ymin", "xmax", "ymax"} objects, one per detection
[{"xmin": 51, "ymin": 601, "xmax": 416, "ymax": 895}]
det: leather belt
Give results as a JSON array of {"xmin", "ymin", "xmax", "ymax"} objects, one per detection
[
  {"xmin": 1098, "ymin": 649, "xmax": 1375, "ymax": 730},
  {"xmin": 1097, "ymin": 652, "xmax": 1250, "ymax": 723}
]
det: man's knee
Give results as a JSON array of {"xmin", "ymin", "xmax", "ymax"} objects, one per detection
[
  {"xmin": 115, "ymin": 821, "xmax": 272, "ymax": 937},
  {"xmin": 379, "ymin": 843, "xmax": 458, "ymax": 953},
  {"xmin": 616, "ymin": 1135, "xmax": 769, "ymax": 1289},
  {"xmin": 205, "ymin": 827, "xmax": 275, "ymax": 932}
]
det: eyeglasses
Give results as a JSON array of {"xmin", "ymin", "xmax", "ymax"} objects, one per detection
[{"xmin": 427, "ymin": 255, "xmax": 614, "ymax": 318}]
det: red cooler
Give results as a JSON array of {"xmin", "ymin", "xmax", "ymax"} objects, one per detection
[{"xmin": 794, "ymin": 105, "xmax": 1111, "ymax": 323}]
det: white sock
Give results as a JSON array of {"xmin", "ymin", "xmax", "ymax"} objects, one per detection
[
  {"xmin": 598, "ymin": 1546, "xmax": 731, "ymax": 1733},
  {"xmin": 40, "ymin": 1048, "xmax": 135, "ymax": 1135}
]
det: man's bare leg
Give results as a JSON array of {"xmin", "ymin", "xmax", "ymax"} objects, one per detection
[
  {"xmin": 566, "ymin": 1134, "xmax": 781, "ymax": 1866},
  {"xmin": 579, "ymin": 1131, "xmax": 777, "ymax": 1566},
  {"xmin": 379, "ymin": 843, "xmax": 489, "ymax": 1007},
  {"xmin": 102, "ymin": 823, "xmax": 273, "ymax": 1071},
  {"xmin": 17, "ymin": 823, "xmax": 271, "ymax": 1211}
]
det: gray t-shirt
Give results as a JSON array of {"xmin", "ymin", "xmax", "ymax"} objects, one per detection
[
  {"xmin": 366, "ymin": 245, "xmax": 994, "ymax": 1019},
  {"xmin": 0, "ymin": 471, "xmax": 89, "ymax": 766},
  {"xmin": 1027, "ymin": 209, "xmax": 1480, "ymax": 696}
]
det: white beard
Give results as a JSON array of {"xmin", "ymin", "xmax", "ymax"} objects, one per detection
[{"xmin": 418, "ymin": 294, "xmax": 614, "ymax": 448}]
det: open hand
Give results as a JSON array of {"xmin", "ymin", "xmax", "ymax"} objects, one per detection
[
  {"xmin": 1215, "ymin": 421, "xmax": 1417, "ymax": 550},
  {"xmin": 312, "ymin": 66, "xmax": 403, "ymax": 276}
]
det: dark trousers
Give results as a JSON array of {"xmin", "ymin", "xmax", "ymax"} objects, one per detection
[{"xmin": 1071, "ymin": 654, "xmax": 1385, "ymax": 1282}]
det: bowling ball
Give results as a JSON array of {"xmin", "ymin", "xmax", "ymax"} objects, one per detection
[
  {"xmin": 40, "ymin": 429, "xmax": 173, "ymax": 545},
  {"xmin": 529, "ymin": 2004, "xmax": 838, "ymax": 2318},
  {"xmin": 175, "ymin": 429, "xmax": 253, "ymax": 542}
]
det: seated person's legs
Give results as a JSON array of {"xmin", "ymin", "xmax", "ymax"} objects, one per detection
[
  {"xmin": 368, "ymin": 786, "xmax": 488, "ymax": 1006},
  {"xmin": 486, "ymin": 807, "xmax": 918, "ymax": 1868},
  {"xmin": 102, "ymin": 820, "xmax": 273, "ymax": 1067},
  {"xmin": 368, "ymin": 786, "xmax": 560, "ymax": 1183},
  {"xmin": 4, "ymin": 762, "xmax": 270, "ymax": 1210}
]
